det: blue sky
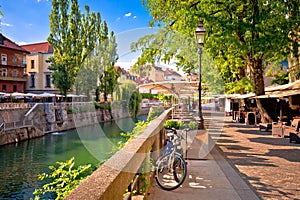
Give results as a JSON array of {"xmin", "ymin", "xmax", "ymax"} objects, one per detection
[
  {"xmin": 0, "ymin": 0, "xmax": 153, "ymax": 44},
  {"xmin": 0, "ymin": 0, "xmax": 159, "ymax": 69}
]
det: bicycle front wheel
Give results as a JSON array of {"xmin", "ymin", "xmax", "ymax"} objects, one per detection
[{"xmin": 155, "ymin": 153, "xmax": 187, "ymax": 191}]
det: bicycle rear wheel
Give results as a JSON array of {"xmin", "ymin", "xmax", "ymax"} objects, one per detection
[{"xmin": 155, "ymin": 153, "xmax": 187, "ymax": 191}]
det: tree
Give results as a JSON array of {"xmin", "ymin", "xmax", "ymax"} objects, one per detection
[
  {"xmin": 99, "ymin": 31, "xmax": 119, "ymax": 102},
  {"xmin": 75, "ymin": 21, "xmax": 119, "ymax": 102},
  {"xmin": 134, "ymin": 0, "xmax": 299, "ymax": 122},
  {"xmin": 113, "ymin": 80, "xmax": 137, "ymax": 114},
  {"xmin": 286, "ymin": 1, "xmax": 300, "ymax": 81},
  {"xmin": 47, "ymin": 0, "xmax": 102, "ymax": 99},
  {"xmin": 129, "ymin": 90, "xmax": 142, "ymax": 118}
]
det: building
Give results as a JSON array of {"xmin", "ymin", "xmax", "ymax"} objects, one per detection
[
  {"xmin": 115, "ymin": 66, "xmax": 138, "ymax": 82},
  {"xmin": 149, "ymin": 66, "xmax": 165, "ymax": 82},
  {"xmin": 0, "ymin": 34, "xmax": 29, "ymax": 93},
  {"xmin": 21, "ymin": 42, "xmax": 58, "ymax": 94},
  {"xmin": 164, "ymin": 68, "xmax": 182, "ymax": 81}
]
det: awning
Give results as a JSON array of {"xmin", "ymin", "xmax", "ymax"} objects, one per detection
[
  {"xmin": 256, "ymin": 89, "xmax": 300, "ymax": 98},
  {"xmin": 265, "ymin": 80, "xmax": 300, "ymax": 92},
  {"xmin": 138, "ymin": 80, "xmax": 198, "ymax": 97},
  {"xmin": 4, "ymin": 92, "xmax": 37, "ymax": 97}
]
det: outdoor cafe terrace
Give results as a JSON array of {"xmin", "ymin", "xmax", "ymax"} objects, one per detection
[{"xmin": 0, "ymin": 92, "xmax": 87, "ymax": 108}]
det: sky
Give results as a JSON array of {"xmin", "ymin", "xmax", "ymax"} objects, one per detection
[{"xmin": 0, "ymin": 0, "xmax": 160, "ymax": 70}]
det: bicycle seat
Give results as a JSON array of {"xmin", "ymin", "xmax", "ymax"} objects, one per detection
[{"xmin": 167, "ymin": 132, "xmax": 174, "ymax": 138}]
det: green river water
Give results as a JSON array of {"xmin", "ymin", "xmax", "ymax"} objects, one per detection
[{"xmin": 0, "ymin": 116, "xmax": 145, "ymax": 199}]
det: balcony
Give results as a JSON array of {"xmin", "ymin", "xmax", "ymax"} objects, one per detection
[{"xmin": 0, "ymin": 76, "xmax": 27, "ymax": 82}]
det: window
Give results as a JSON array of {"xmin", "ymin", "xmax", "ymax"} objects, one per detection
[
  {"xmin": 13, "ymin": 85, "xmax": 17, "ymax": 92},
  {"xmin": 1, "ymin": 54, "xmax": 7, "ymax": 65},
  {"xmin": 12, "ymin": 70, "xmax": 18, "ymax": 77},
  {"xmin": 45, "ymin": 74, "xmax": 51, "ymax": 88},
  {"xmin": 1, "ymin": 68, "xmax": 7, "ymax": 77},
  {"xmin": 30, "ymin": 74, "xmax": 35, "ymax": 88},
  {"xmin": 31, "ymin": 60, "xmax": 35, "ymax": 69},
  {"xmin": 2, "ymin": 85, "xmax": 6, "ymax": 92},
  {"xmin": 12, "ymin": 56, "xmax": 17, "ymax": 63},
  {"xmin": 23, "ymin": 56, "xmax": 26, "ymax": 65}
]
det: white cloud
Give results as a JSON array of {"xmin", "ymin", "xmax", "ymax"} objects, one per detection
[
  {"xmin": 1, "ymin": 22, "xmax": 13, "ymax": 27},
  {"xmin": 124, "ymin": 12, "xmax": 132, "ymax": 17},
  {"xmin": 116, "ymin": 55, "xmax": 139, "ymax": 70},
  {"xmin": 133, "ymin": 16, "xmax": 137, "ymax": 19},
  {"xmin": 18, "ymin": 41, "xmax": 27, "ymax": 45}
]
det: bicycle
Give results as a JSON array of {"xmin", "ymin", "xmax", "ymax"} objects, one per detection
[{"xmin": 154, "ymin": 128, "xmax": 187, "ymax": 191}]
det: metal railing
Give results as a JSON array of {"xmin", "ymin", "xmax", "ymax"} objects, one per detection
[{"xmin": 0, "ymin": 103, "xmax": 35, "ymax": 109}]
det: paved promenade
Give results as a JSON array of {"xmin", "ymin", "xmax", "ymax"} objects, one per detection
[
  {"xmin": 219, "ymin": 120, "xmax": 300, "ymax": 199},
  {"xmin": 149, "ymin": 115, "xmax": 300, "ymax": 200}
]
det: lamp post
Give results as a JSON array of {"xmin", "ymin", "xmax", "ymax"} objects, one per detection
[{"xmin": 195, "ymin": 23, "xmax": 206, "ymax": 129}]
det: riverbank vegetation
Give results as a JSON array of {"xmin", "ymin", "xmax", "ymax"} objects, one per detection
[
  {"xmin": 33, "ymin": 107, "xmax": 164, "ymax": 199},
  {"xmin": 164, "ymin": 119, "xmax": 198, "ymax": 130},
  {"xmin": 33, "ymin": 158, "xmax": 94, "ymax": 200}
]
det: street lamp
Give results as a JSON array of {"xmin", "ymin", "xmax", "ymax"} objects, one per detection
[{"xmin": 195, "ymin": 23, "xmax": 206, "ymax": 129}]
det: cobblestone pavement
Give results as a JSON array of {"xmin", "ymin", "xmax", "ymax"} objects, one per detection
[{"xmin": 217, "ymin": 119, "xmax": 300, "ymax": 200}]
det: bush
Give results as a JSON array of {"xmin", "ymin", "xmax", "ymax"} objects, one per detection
[
  {"xmin": 93, "ymin": 102, "xmax": 111, "ymax": 110},
  {"xmin": 33, "ymin": 157, "xmax": 93, "ymax": 200},
  {"xmin": 67, "ymin": 108, "xmax": 76, "ymax": 114},
  {"xmin": 187, "ymin": 121, "xmax": 198, "ymax": 130},
  {"xmin": 164, "ymin": 119, "xmax": 185, "ymax": 129}
]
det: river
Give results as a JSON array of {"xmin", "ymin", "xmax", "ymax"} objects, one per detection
[{"xmin": 0, "ymin": 116, "xmax": 146, "ymax": 199}]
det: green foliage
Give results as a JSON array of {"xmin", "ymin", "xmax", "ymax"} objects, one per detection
[
  {"xmin": 164, "ymin": 119, "xmax": 185, "ymax": 129},
  {"xmin": 157, "ymin": 94, "xmax": 171, "ymax": 102},
  {"xmin": 226, "ymin": 77, "xmax": 254, "ymax": 94},
  {"xmin": 75, "ymin": 25, "xmax": 119, "ymax": 99},
  {"xmin": 33, "ymin": 157, "xmax": 93, "ymax": 200},
  {"xmin": 93, "ymin": 102, "xmax": 111, "ymax": 110},
  {"xmin": 147, "ymin": 107, "xmax": 164, "ymax": 121},
  {"xmin": 136, "ymin": 0, "xmax": 299, "ymax": 98},
  {"xmin": 47, "ymin": 0, "xmax": 104, "ymax": 99},
  {"xmin": 99, "ymin": 31, "xmax": 119, "ymax": 102},
  {"xmin": 129, "ymin": 90, "xmax": 142, "ymax": 118},
  {"xmin": 67, "ymin": 108, "xmax": 75, "ymax": 114},
  {"xmin": 271, "ymin": 71, "xmax": 289, "ymax": 85},
  {"xmin": 137, "ymin": 155, "xmax": 151, "ymax": 195},
  {"xmin": 113, "ymin": 80, "xmax": 136, "ymax": 102},
  {"xmin": 140, "ymin": 93, "xmax": 158, "ymax": 99},
  {"xmin": 113, "ymin": 80, "xmax": 140, "ymax": 115},
  {"xmin": 117, "ymin": 121, "xmax": 149, "ymax": 150},
  {"xmin": 187, "ymin": 121, "xmax": 197, "ymax": 130}
]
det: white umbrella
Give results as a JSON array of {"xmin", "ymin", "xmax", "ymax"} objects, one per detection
[
  {"xmin": 66, "ymin": 94, "xmax": 80, "ymax": 97},
  {"xmin": 4, "ymin": 92, "xmax": 36, "ymax": 102},
  {"xmin": 4, "ymin": 92, "xmax": 37, "ymax": 98},
  {"xmin": 38, "ymin": 92, "xmax": 57, "ymax": 97}
]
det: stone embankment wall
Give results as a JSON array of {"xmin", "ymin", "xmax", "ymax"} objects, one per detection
[{"xmin": 0, "ymin": 102, "xmax": 144, "ymax": 146}]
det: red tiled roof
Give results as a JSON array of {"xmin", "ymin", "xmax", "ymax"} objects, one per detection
[
  {"xmin": 164, "ymin": 68, "xmax": 181, "ymax": 77},
  {"xmin": 0, "ymin": 33, "xmax": 29, "ymax": 53},
  {"xmin": 21, "ymin": 42, "xmax": 53, "ymax": 53}
]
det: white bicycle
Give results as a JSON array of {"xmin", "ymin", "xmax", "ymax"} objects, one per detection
[{"xmin": 155, "ymin": 128, "xmax": 187, "ymax": 191}]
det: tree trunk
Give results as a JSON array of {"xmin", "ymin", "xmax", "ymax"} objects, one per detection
[{"xmin": 248, "ymin": 56, "xmax": 273, "ymax": 123}]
